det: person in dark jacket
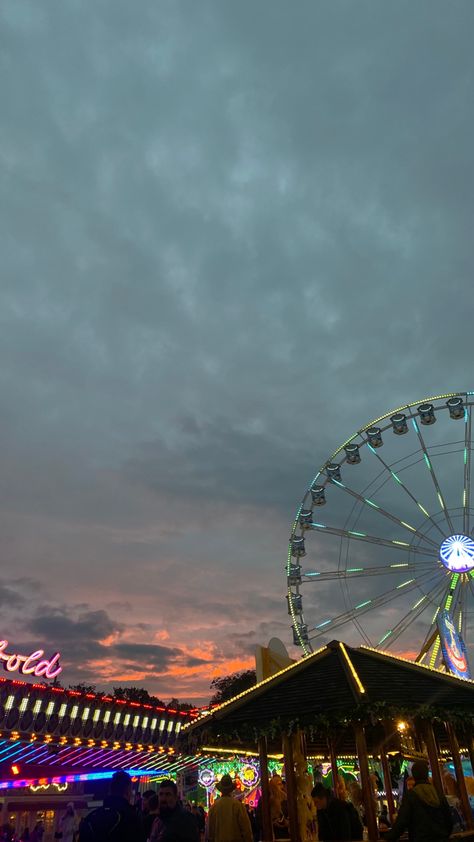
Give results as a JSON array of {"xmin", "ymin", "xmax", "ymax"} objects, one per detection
[
  {"xmin": 103, "ymin": 771, "xmax": 142, "ymax": 841},
  {"xmin": 79, "ymin": 770, "xmax": 142, "ymax": 842},
  {"xmin": 141, "ymin": 790, "xmax": 157, "ymax": 841},
  {"xmin": 386, "ymin": 760, "xmax": 453, "ymax": 842},
  {"xmin": 150, "ymin": 779, "xmax": 199, "ymax": 842},
  {"xmin": 312, "ymin": 784, "xmax": 352, "ymax": 841}
]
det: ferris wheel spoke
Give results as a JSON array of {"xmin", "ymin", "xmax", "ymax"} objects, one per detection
[
  {"xmin": 328, "ymin": 478, "xmax": 438, "ymax": 549},
  {"xmin": 303, "ymin": 560, "xmax": 436, "ymax": 583},
  {"xmin": 379, "ymin": 577, "xmax": 448, "ymax": 648},
  {"xmin": 308, "ymin": 521, "xmax": 438, "ymax": 556},
  {"xmin": 309, "ymin": 569, "xmax": 441, "ymax": 639},
  {"xmin": 408, "ymin": 413, "xmax": 455, "ymax": 534},
  {"xmin": 414, "ymin": 576, "xmax": 455, "ymax": 663},
  {"xmin": 463, "ymin": 408, "xmax": 472, "ymax": 535},
  {"xmin": 365, "ymin": 442, "xmax": 447, "ymax": 540}
]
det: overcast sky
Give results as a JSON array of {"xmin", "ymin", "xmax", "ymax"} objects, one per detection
[{"xmin": 1, "ymin": 1, "xmax": 473, "ymax": 703}]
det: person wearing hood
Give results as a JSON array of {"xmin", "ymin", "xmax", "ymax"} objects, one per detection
[
  {"xmin": 385, "ymin": 760, "xmax": 453, "ymax": 842},
  {"xmin": 207, "ymin": 775, "xmax": 253, "ymax": 842}
]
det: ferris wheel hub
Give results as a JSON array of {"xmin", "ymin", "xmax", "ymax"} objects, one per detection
[{"xmin": 439, "ymin": 534, "xmax": 474, "ymax": 573}]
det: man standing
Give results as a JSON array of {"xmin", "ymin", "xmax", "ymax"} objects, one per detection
[
  {"xmin": 386, "ymin": 760, "xmax": 453, "ymax": 842},
  {"xmin": 311, "ymin": 784, "xmax": 352, "ymax": 841},
  {"xmin": 149, "ymin": 779, "xmax": 200, "ymax": 842},
  {"xmin": 79, "ymin": 770, "xmax": 142, "ymax": 841},
  {"xmin": 141, "ymin": 791, "xmax": 158, "ymax": 841},
  {"xmin": 207, "ymin": 775, "xmax": 253, "ymax": 842}
]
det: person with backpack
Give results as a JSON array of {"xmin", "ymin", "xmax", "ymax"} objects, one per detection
[
  {"xmin": 385, "ymin": 760, "xmax": 453, "ymax": 842},
  {"xmin": 79, "ymin": 770, "xmax": 142, "ymax": 842}
]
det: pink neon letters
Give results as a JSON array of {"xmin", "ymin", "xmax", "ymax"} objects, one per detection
[{"xmin": 0, "ymin": 640, "xmax": 62, "ymax": 680}]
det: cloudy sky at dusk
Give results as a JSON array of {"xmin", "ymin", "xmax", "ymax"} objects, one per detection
[{"xmin": 1, "ymin": 1, "xmax": 474, "ymax": 703}]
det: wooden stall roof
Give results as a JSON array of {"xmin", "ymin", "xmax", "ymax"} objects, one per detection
[{"xmin": 180, "ymin": 640, "xmax": 474, "ymax": 755}]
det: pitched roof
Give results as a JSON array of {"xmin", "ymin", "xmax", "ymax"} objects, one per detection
[{"xmin": 181, "ymin": 640, "xmax": 474, "ymax": 754}]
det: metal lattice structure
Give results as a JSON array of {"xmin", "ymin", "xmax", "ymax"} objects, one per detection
[{"xmin": 287, "ymin": 391, "xmax": 474, "ymax": 669}]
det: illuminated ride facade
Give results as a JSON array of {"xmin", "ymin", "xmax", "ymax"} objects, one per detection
[
  {"xmin": 0, "ymin": 673, "xmax": 196, "ymax": 837},
  {"xmin": 288, "ymin": 391, "xmax": 474, "ymax": 675}
]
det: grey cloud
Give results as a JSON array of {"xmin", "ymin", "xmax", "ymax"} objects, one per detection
[
  {"xmin": 124, "ymin": 418, "xmax": 308, "ymax": 507},
  {"xmin": 112, "ymin": 642, "xmax": 181, "ymax": 670},
  {"xmin": 0, "ymin": 585, "xmax": 24, "ymax": 608},
  {"xmin": 29, "ymin": 608, "xmax": 123, "ymax": 642},
  {"xmin": 1, "ymin": 0, "xmax": 473, "ymax": 697}
]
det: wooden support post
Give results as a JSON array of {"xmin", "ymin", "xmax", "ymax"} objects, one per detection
[
  {"xmin": 468, "ymin": 735, "xmax": 474, "ymax": 778},
  {"xmin": 422, "ymin": 721, "xmax": 445, "ymax": 798},
  {"xmin": 446, "ymin": 722, "xmax": 474, "ymax": 830},
  {"xmin": 380, "ymin": 747, "xmax": 396, "ymax": 823},
  {"xmin": 354, "ymin": 723, "xmax": 378, "ymax": 841},
  {"xmin": 329, "ymin": 737, "xmax": 339, "ymax": 795},
  {"xmin": 258, "ymin": 736, "xmax": 274, "ymax": 842},
  {"xmin": 282, "ymin": 733, "xmax": 301, "ymax": 842}
]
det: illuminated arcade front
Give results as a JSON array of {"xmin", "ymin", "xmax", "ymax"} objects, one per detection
[{"xmin": 0, "ymin": 672, "xmax": 197, "ymax": 837}]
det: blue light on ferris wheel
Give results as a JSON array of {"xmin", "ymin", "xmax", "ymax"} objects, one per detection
[{"xmin": 439, "ymin": 534, "xmax": 474, "ymax": 573}]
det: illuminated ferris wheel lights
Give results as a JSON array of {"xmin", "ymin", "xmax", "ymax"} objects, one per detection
[
  {"xmin": 288, "ymin": 391, "xmax": 474, "ymax": 661},
  {"xmin": 439, "ymin": 535, "xmax": 474, "ymax": 573},
  {"xmin": 292, "ymin": 623, "xmax": 309, "ymax": 645},
  {"xmin": 287, "ymin": 593, "xmax": 302, "ymax": 614}
]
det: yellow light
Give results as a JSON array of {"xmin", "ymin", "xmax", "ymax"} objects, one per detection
[
  {"xmin": 201, "ymin": 746, "xmax": 283, "ymax": 760},
  {"xmin": 361, "ymin": 645, "xmax": 474, "ymax": 684},
  {"xmin": 331, "ymin": 393, "xmax": 459, "ymax": 457},
  {"xmin": 397, "ymin": 721, "xmax": 407, "ymax": 732},
  {"xmin": 339, "ymin": 642, "xmax": 365, "ymax": 694}
]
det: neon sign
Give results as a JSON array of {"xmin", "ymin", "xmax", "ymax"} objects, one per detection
[
  {"xmin": 437, "ymin": 610, "xmax": 471, "ymax": 679},
  {"xmin": 439, "ymin": 535, "xmax": 474, "ymax": 573},
  {"xmin": 30, "ymin": 783, "xmax": 68, "ymax": 792},
  {"xmin": 0, "ymin": 640, "xmax": 62, "ymax": 680}
]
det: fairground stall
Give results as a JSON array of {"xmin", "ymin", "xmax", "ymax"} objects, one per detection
[
  {"xmin": 0, "ymin": 663, "xmax": 196, "ymax": 840},
  {"xmin": 181, "ymin": 639, "xmax": 474, "ymax": 842}
]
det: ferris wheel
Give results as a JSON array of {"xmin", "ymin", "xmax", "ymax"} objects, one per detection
[{"xmin": 287, "ymin": 391, "xmax": 474, "ymax": 671}]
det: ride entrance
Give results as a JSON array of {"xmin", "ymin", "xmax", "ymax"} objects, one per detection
[{"xmin": 287, "ymin": 391, "xmax": 474, "ymax": 670}]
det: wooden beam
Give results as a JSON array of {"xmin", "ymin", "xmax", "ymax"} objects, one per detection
[
  {"xmin": 354, "ymin": 722, "xmax": 378, "ymax": 842},
  {"xmin": 282, "ymin": 733, "xmax": 301, "ymax": 842},
  {"xmin": 468, "ymin": 735, "xmax": 474, "ymax": 778},
  {"xmin": 446, "ymin": 722, "xmax": 474, "ymax": 830},
  {"xmin": 258, "ymin": 736, "xmax": 274, "ymax": 842},
  {"xmin": 380, "ymin": 747, "xmax": 396, "ymax": 823},
  {"xmin": 422, "ymin": 721, "xmax": 445, "ymax": 798},
  {"xmin": 328, "ymin": 737, "xmax": 339, "ymax": 795}
]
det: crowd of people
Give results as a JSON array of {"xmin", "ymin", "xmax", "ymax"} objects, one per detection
[
  {"xmin": 5, "ymin": 757, "xmax": 468, "ymax": 842},
  {"xmin": 308, "ymin": 759, "xmax": 458, "ymax": 842},
  {"xmin": 74, "ymin": 770, "xmax": 256, "ymax": 842}
]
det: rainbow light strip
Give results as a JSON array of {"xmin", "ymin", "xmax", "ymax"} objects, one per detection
[{"xmin": 0, "ymin": 768, "xmax": 167, "ymax": 790}]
